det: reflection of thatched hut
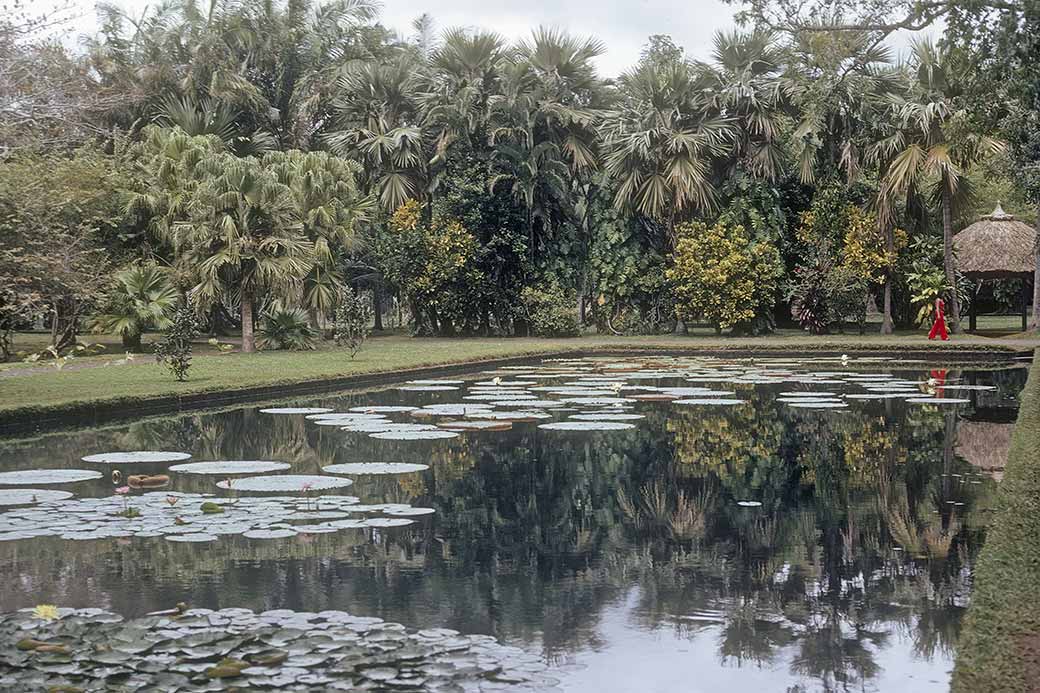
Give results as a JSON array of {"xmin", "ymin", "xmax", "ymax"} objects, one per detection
[
  {"xmin": 953, "ymin": 203, "xmax": 1037, "ymax": 331},
  {"xmin": 956, "ymin": 420, "xmax": 1014, "ymax": 480}
]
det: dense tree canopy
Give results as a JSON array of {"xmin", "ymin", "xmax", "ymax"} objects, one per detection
[{"xmin": 0, "ymin": 0, "xmax": 1034, "ymax": 357}]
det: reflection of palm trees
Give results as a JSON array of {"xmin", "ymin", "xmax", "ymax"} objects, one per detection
[
  {"xmin": 790, "ymin": 608, "xmax": 887, "ymax": 691},
  {"xmin": 616, "ymin": 480, "xmax": 713, "ymax": 541}
]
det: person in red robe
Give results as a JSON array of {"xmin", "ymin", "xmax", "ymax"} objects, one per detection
[{"xmin": 928, "ymin": 297, "xmax": 949, "ymax": 340}]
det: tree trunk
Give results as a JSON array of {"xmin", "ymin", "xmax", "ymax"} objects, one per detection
[
  {"xmin": 122, "ymin": 331, "xmax": 142, "ymax": 353},
  {"xmin": 941, "ymin": 184, "xmax": 963, "ymax": 333},
  {"xmin": 1033, "ymin": 205, "xmax": 1040, "ymax": 330},
  {"xmin": 241, "ymin": 286, "xmax": 255, "ymax": 353},
  {"xmin": 373, "ymin": 286, "xmax": 384, "ymax": 332},
  {"xmin": 881, "ymin": 277, "xmax": 893, "ymax": 335},
  {"xmin": 880, "ymin": 216, "xmax": 894, "ymax": 335}
]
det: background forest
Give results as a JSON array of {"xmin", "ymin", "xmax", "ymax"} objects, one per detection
[{"xmin": 1, "ymin": 0, "xmax": 1038, "ymax": 360}]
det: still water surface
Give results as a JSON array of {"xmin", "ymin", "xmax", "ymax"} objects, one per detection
[{"xmin": 0, "ymin": 356, "xmax": 1028, "ymax": 692}]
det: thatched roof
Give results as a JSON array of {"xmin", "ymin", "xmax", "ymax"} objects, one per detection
[
  {"xmin": 956, "ymin": 420, "xmax": 1013, "ymax": 479},
  {"xmin": 953, "ymin": 203, "xmax": 1037, "ymax": 279}
]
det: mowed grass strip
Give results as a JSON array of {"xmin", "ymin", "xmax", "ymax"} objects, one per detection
[{"xmin": 952, "ymin": 353, "xmax": 1040, "ymax": 692}]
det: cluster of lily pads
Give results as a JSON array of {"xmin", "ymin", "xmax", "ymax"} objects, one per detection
[
  {"xmin": 0, "ymin": 490, "xmax": 433, "ymax": 543},
  {"xmin": 0, "ymin": 606, "xmax": 557, "ymax": 691},
  {"xmin": 257, "ymin": 356, "xmax": 992, "ymax": 443}
]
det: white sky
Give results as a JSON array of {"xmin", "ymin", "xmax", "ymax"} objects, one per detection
[{"xmin": 57, "ymin": 0, "xmax": 739, "ymax": 77}]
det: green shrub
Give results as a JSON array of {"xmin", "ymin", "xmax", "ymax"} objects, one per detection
[
  {"xmin": 154, "ymin": 306, "xmax": 199, "ymax": 381},
  {"xmin": 256, "ymin": 304, "xmax": 317, "ymax": 351},
  {"xmin": 520, "ymin": 282, "xmax": 580, "ymax": 337},
  {"xmin": 334, "ymin": 287, "xmax": 372, "ymax": 358}
]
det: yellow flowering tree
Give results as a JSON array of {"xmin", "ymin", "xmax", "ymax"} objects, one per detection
[
  {"xmin": 666, "ymin": 221, "xmax": 783, "ymax": 334},
  {"xmin": 379, "ymin": 200, "xmax": 481, "ymax": 335}
]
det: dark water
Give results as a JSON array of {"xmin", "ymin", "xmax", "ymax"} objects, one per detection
[{"xmin": 0, "ymin": 356, "xmax": 1028, "ymax": 692}]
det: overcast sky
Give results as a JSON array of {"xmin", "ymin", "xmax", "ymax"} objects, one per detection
[{"xmin": 59, "ymin": 0, "xmax": 739, "ymax": 76}]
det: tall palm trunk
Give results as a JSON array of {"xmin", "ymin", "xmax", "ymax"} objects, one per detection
[
  {"xmin": 241, "ymin": 284, "xmax": 256, "ymax": 353},
  {"xmin": 941, "ymin": 184, "xmax": 962, "ymax": 334}
]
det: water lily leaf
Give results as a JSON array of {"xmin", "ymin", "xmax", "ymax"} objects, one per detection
[
  {"xmin": 82, "ymin": 451, "xmax": 191, "ymax": 464},
  {"xmin": 216, "ymin": 475, "xmax": 353, "ymax": 492},
  {"xmin": 322, "ymin": 463, "xmax": 429, "ymax": 475},
  {"xmin": 259, "ymin": 407, "xmax": 334, "ymax": 415},
  {"xmin": 0, "ymin": 469, "xmax": 102, "ymax": 485},
  {"xmin": 169, "ymin": 461, "xmax": 291, "ymax": 475},
  {"xmin": 537, "ymin": 421, "xmax": 635, "ymax": 432},
  {"xmin": 0, "ymin": 489, "xmax": 74, "ymax": 506}
]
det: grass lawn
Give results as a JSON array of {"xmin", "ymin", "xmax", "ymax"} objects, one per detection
[
  {"xmin": 952, "ymin": 355, "xmax": 1040, "ymax": 692},
  {"xmin": 1, "ymin": 328, "xmax": 1036, "ymax": 423}
]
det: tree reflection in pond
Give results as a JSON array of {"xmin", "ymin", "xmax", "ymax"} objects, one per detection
[{"xmin": 0, "ymin": 358, "xmax": 1026, "ymax": 692}]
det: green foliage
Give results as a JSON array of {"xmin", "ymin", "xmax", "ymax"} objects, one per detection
[
  {"xmin": 256, "ymin": 305, "xmax": 318, "ymax": 351},
  {"xmin": 823, "ymin": 265, "xmax": 869, "ymax": 331},
  {"xmin": 154, "ymin": 306, "xmax": 200, "ymax": 381},
  {"xmin": 666, "ymin": 221, "xmax": 783, "ymax": 332},
  {"xmin": 0, "ymin": 145, "xmax": 132, "ymax": 351},
  {"xmin": 89, "ymin": 265, "xmax": 179, "ymax": 351},
  {"xmin": 380, "ymin": 200, "xmax": 481, "ymax": 335},
  {"xmin": 520, "ymin": 282, "xmax": 580, "ymax": 337},
  {"xmin": 334, "ymin": 287, "xmax": 373, "ymax": 357}
]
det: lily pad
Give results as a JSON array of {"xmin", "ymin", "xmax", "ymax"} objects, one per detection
[
  {"xmin": 370, "ymin": 430, "xmax": 459, "ymax": 441},
  {"xmin": 322, "ymin": 463, "xmax": 429, "ymax": 475},
  {"xmin": 0, "ymin": 469, "xmax": 103, "ymax": 485},
  {"xmin": 82, "ymin": 451, "xmax": 192, "ymax": 464},
  {"xmin": 537, "ymin": 421, "xmax": 635, "ymax": 431},
  {"xmin": 905, "ymin": 397, "xmax": 971, "ymax": 405},
  {"xmin": 568, "ymin": 413, "xmax": 645, "ymax": 421},
  {"xmin": 242, "ymin": 528, "xmax": 298, "ymax": 539},
  {"xmin": 347, "ymin": 406, "xmax": 418, "ymax": 413},
  {"xmin": 673, "ymin": 398, "xmax": 746, "ymax": 406},
  {"xmin": 216, "ymin": 475, "xmax": 353, "ymax": 492},
  {"xmin": 259, "ymin": 407, "xmax": 334, "ymax": 415},
  {"xmin": 0, "ymin": 489, "xmax": 74, "ymax": 506},
  {"xmin": 398, "ymin": 385, "xmax": 459, "ymax": 392},
  {"xmin": 169, "ymin": 461, "xmax": 291, "ymax": 475}
]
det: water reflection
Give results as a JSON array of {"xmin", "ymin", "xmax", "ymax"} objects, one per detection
[{"xmin": 0, "ymin": 359, "xmax": 1027, "ymax": 692}]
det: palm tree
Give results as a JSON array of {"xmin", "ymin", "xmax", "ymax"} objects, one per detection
[
  {"xmin": 600, "ymin": 59, "xmax": 732, "ymax": 241},
  {"xmin": 172, "ymin": 152, "xmax": 313, "ymax": 353},
  {"xmin": 699, "ymin": 29, "xmax": 787, "ymax": 182},
  {"xmin": 90, "ymin": 264, "xmax": 180, "ymax": 351},
  {"xmin": 325, "ymin": 57, "xmax": 428, "ymax": 211},
  {"xmin": 265, "ymin": 149, "xmax": 374, "ymax": 321},
  {"xmin": 878, "ymin": 39, "xmax": 1004, "ymax": 333}
]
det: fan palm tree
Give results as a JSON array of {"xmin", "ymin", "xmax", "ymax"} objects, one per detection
[
  {"xmin": 265, "ymin": 149, "xmax": 374, "ymax": 320},
  {"xmin": 90, "ymin": 264, "xmax": 180, "ymax": 351},
  {"xmin": 172, "ymin": 152, "xmax": 313, "ymax": 352},
  {"xmin": 878, "ymin": 38, "xmax": 1004, "ymax": 333},
  {"xmin": 600, "ymin": 59, "xmax": 732, "ymax": 241},
  {"xmin": 699, "ymin": 29, "xmax": 787, "ymax": 181},
  {"xmin": 326, "ymin": 57, "xmax": 429, "ymax": 211}
]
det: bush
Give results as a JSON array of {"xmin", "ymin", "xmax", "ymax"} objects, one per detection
[
  {"xmin": 256, "ymin": 304, "xmax": 318, "ymax": 351},
  {"xmin": 334, "ymin": 287, "xmax": 372, "ymax": 358},
  {"xmin": 666, "ymin": 221, "xmax": 782, "ymax": 334},
  {"xmin": 154, "ymin": 306, "xmax": 199, "ymax": 381},
  {"xmin": 823, "ymin": 265, "xmax": 869, "ymax": 332},
  {"xmin": 520, "ymin": 282, "xmax": 580, "ymax": 337}
]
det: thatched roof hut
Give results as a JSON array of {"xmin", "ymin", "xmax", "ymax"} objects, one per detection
[
  {"xmin": 953, "ymin": 203, "xmax": 1036, "ymax": 279},
  {"xmin": 956, "ymin": 420, "xmax": 1013, "ymax": 481}
]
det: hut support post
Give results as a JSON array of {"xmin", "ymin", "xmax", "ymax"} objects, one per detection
[
  {"xmin": 1022, "ymin": 280, "xmax": 1030, "ymax": 332},
  {"xmin": 970, "ymin": 294, "xmax": 977, "ymax": 332}
]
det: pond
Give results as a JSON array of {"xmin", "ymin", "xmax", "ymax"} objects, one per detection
[{"xmin": 0, "ymin": 355, "xmax": 1028, "ymax": 692}]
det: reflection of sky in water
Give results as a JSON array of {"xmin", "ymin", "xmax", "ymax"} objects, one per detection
[
  {"xmin": 555, "ymin": 586, "xmax": 951, "ymax": 692},
  {"xmin": 0, "ymin": 358, "xmax": 1029, "ymax": 692}
]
